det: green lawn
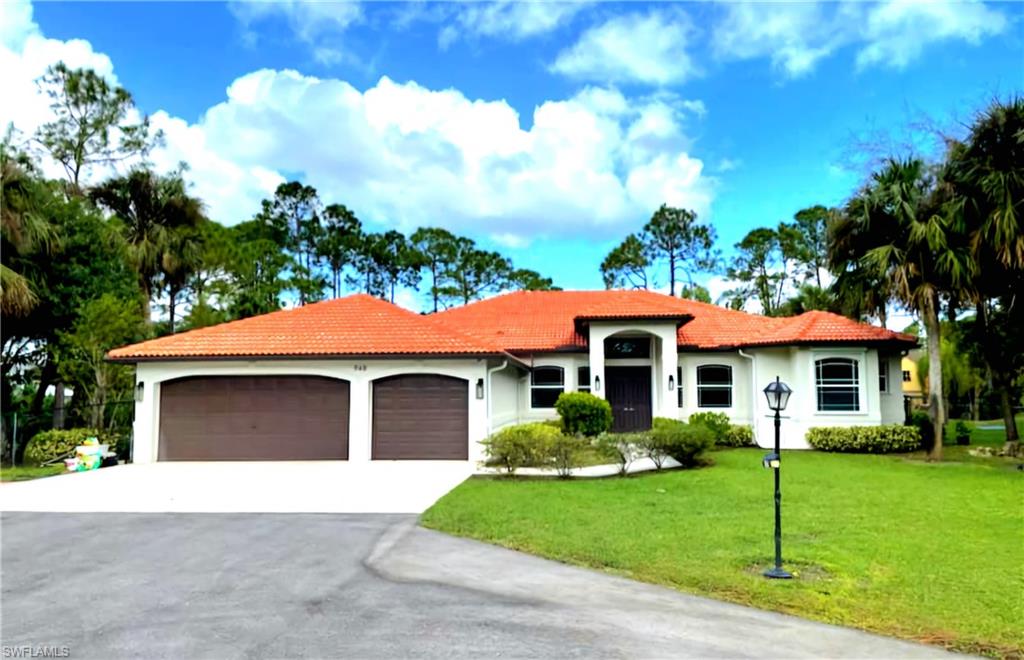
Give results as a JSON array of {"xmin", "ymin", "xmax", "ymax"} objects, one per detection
[
  {"xmin": 0, "ymin": 464, "xmax": 66, "ymax": 482},
  {"xmin": 423, "ymin": 429, "xmax": 1023, "ymax": 656}
]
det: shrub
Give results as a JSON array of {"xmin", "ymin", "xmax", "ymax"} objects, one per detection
[
  {"xmin": 651, "ymin": 422, "xmax": 714, "ymax": 468},
  {"xmin": 595, "ymin": 433, "xmax": 646, "ymax": 476},
  {"xmin": 718, "ymin": 424, "xmax": 755, "ymax": 447},
  {"xmin": 634, "ymin": 431, "xmax": 669, "ymax": 469},
  {"xmin": 908, "ymin": 411, "xmax": 935, "ymax": 451},
  {"xmin": 481, "ymin": 423, "xmax": 561, "ymax": 475},
  {"xmin": 550, "ymin": 434, "xmax": 589, "ymax": 478},
  {"xmin": 806, "ymin": 425, "xmax": 922, "ymax": 453},
  {"xmin": 688, "ymin": 412, "xmax": 731, "ymax": 442},
  {"xmin": 554, "ymin": 392, "xmax": 613, "ymax": 437},
  {"xmin": 652, "ymin": 416, "xmax": 683, "ymax": 430},
  {"xmin": 24, "ymin": 428, "xmax": 105, "ymax": 466},
  {"xmin": 954, "ymin": 420, "xmax": 972, "ymax": 446},
  {"xmin": 539, "ymin": 418, "xmax": 565, "ymax": 434}
]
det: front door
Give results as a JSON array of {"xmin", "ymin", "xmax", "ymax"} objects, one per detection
[{"xmin": 606, "ymin": 366, "xmax": 652, "ymax": 432}]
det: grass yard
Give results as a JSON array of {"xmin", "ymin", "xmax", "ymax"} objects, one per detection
[
  {"xmin": 0, "ymin": 464, "xmax": 66, "ymax": 482},
  {"xmin": 423, "ymin": 427, "xmax": 1023, "ymax": 656}
]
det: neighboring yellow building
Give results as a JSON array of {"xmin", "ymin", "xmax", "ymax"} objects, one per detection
[{"xmin": 901, "ymin": 349, "xmax": 925, "ymax": 406}]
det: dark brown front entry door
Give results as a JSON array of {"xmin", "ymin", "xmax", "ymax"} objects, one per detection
[
  {"xmin": 159, "ymin": 376, "xmax": 350, "ymax": 461},
  {"xmin": 372, "ymin": 374, "xmax": 469, "ymax": 460},
  {"xmin": 606, "ymin": 366, "xmax": 652, "ymax": 432}
]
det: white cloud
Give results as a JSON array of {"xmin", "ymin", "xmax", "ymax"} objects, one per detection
[
  {"xmin": 715, "ymin": 158, "xmax": 740, "ymax": 173},
  {"xmin": 2, "ymin": 2, "xmax": 715, "ymax": 245},
  {"xmin": 856, "ymin": 0, "xmax": 1008, "ymax": 70},
  {"xmin": 229, "ymin": 0, "xmax": 361, "ymax": 43},
  {"xmin": 550, "ymin": 10, "xmax": 699, "ymax": 85},
  {"xmin": 712, "ymin": 0, "xmax": 1009, "ymax": 77},
  {"xmin": 439, "ymin": 1, "xmax": 587, "ymax": 49}
]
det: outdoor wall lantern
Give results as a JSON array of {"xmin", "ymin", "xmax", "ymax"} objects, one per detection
[
  {"xmin": 475, "ymin": 378, "xmax": 485, "ymax": 399},
  {"xmin": 762, "ymin": 376, "xmax": 793, "ymax": 580},
  {"xmin": 593, "ymin": 375, "xmax": 601, "ymax": 392},
  {"xmin": 668, "ymin": 374, "xmax": 675, "ymax": 392},
  {"xmin": 134, "ymin": 381, "xmax": 144, "ymax": 403}
]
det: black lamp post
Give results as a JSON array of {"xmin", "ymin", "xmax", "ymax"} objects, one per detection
[{"xmin": 762, "ymin": 376, "xmax": 793, "ymax": 580}]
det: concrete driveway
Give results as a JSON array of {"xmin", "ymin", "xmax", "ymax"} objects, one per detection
[
  {"xmin": 0, "ymin": 462, "xmax": 473, "ymax": 513},
  {"xmin": 1, "ymin": 513, "xmax": 948, "ymax": 659}
]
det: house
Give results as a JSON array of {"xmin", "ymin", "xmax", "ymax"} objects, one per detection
[
  {"xmin": 108, "ymin": 290, "xmax": 917, "ymax": 464},
  {"xmin": 901, "ymin": 349, "xmax": 926, "ymax": 407}
]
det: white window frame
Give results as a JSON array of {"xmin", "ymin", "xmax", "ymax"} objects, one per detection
[
  {"xmin": 677, "ymin": 366, "xmax": 684, "ymax": 408},
  {"xmin": 531, "ymin": 366, "xmax": 564, "ymax": 409},
  {"xmin": 577, "ymin": 366, "xmax": 591, "ymax": 393},
  {"xmin": 815, "ymin": 357, "xmax": 862, "ymax": 413},
  {"xmin": 696, "ymin": 364, "xmax": 732, "ymax": 408},
  {"xmin": 879, "ymin": 356, "xmax": 890, "ymax": 393}
]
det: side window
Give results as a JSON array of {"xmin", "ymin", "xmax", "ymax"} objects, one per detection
[
  {"xmin": 902, "ymin": 370, "xmax": 912, "ymax": 383},
  {"xmin": 577, "ymin": 366, "xmax": 591, "ymax": 393},
  {"xmin": 677, "ymin": 366, "xmax": 683, "ymax": 407},
  {"xmin": 531, "ymin": 367, "xmax": 564, "ymax": 408},
  {"xmin": 879, "ymin": 357, "xmax": 889, "ymax": 393},
  {"xmin": 816, "ymin": 358, "xmax": 860, "ymax": 411},
  {"xmin": 696, "ymin": 365, "xmax": 732, "ymax": 408}
]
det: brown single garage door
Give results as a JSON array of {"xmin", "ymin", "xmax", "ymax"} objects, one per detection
[
  {"xmin": 372, "ymin": 374, "xmax": 468, "ymax": 460},
  {"xmin": 159, "ymin": 376, "xmax": 349, "ymax": 461}
]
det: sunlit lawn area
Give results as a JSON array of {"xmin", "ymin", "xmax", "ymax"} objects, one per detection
[
  {"xmin": 422, "ymin": 418, "xmax": 1023, "ymax": 656},
  {"xmin": 0, "ymin": 464, "xmax": 65, "ymax": 482}
]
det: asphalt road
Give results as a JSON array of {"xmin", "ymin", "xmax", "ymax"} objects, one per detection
[{"xmin": 1, "ymin": 513, "xmax": 948, "ymax": 659}]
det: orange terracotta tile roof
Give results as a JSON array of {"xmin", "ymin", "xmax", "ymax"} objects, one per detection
[
  {"xmin": 108, "ymin": 294, "xmax": 516, "ymax": 361},
  {"xmin": 433, "ymin": 290, "xmax": 917, "ymax": 352},
  {"xmin": 108, "ymin": 290, "xmax": 917, "ymax": 362}
]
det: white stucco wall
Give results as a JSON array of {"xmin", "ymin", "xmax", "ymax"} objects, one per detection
[
  {"xmin": 516, "ymin": 353, "xmax": 587, "ymax": 423},
  {"xmin": 587, "ymin": 321, "xmax": 679, "ymax": 420},
  {"xmin": 489, "ymin": 364, "xmax": 521, "ymax": 431},
  {"xmin": 131, "ymin": 358, "xmax": 493, "ymax": 464}
]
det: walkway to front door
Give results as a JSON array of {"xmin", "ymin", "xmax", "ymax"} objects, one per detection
[{"xmin": 606, "ymin": 366, "xmax": 652, "ymax": 432}]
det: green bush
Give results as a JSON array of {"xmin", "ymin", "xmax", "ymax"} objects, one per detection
[
  {"xmin": 806, "ymin": 425, "xmax": 922, "ymax": 453},
  {"xmin": 954, "ymin": 420, "xmax": 972, "ymax": 446},
  {"xmin": 550, "ymin": 434, "xmax": 589, "ymax": 478},
  {"xmin": 651, "ymin": 422, "xmax": 714, "ymax": 468},
  {"xmin": 594, "ymin": 433, "xmax": 646, "ymax": 476},
  {"xmin": 539, "ymin": 418, "xmax": 565, "ymax": 434},
  {"xmin": 554, "ymin": 392, "xmax": 613, "ymax": 437},
  {"xmin": 634, "ymin": 431, "xmax": 669, "ymax": 469},
  {"xmin": 24, "ymin": 428, "xmax": 107, "ymax": 466},
  {"xmin": 482, "ymin": 423, "xmax": 561, "ymax": 475},
  {"xmin": 717, "ymin": 424, "xmax": 755, "ymax": 447},
  {"xmin": 688, "ymin": 412, "xmax": 731, "ymax": 441},
  {"xmin": 652, "ymin": 416, "xmax": 683, "ymax": 430},
  {"xmin": 908, "ymin": 411, "xmax": 935, "ymax": 451}
]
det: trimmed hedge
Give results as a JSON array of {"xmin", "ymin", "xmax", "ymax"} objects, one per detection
[
  {"xmin": 719, "ymin": 424, "xmax": 755, "ymax": 447},
  {"xmin": 24, "ymin": 428, "xmax": 109, "ymax": 466},
  {"xmin": 688, "ymin": 412, "xmax": 731, "ymax": 441},
  {"xmin": 651, "ymin": 419, "xmax": 714, "ymax": 467},
  {"xmin": 806, "ymin": 425, "xmax": 922, "ymax": 454},
  {"xmin": 482, "ymin": 423, "xmax": 562, "ymax": 474},
  {"xmin": 554, "ymin": 392, "xmax": 613, "ymax": 437}
]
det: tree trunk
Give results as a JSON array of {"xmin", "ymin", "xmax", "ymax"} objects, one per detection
[
  {"xmin": 923, "ymin": 293, "xmax": 945, "ymax": 461},
  {"xmin": 998, "ymin": 388, "xmax": 1020, "ymax": 456},
  {"xmin": 168, "ymin": 286, "xmax": 178, "ymax": 334},
  {"xmin": 669, "ymin": 254, "xmax": 676, "ymax": 297},
  {"xmin": 141, "ymin": 279, "xmax": 153, "ymax": 327},
  {"xmin": 31, "ymin": 357, "xmax": 56, "ymax": 417},
  {"xmin": 431, "ymin": 265, "xmax": 439, "ymax": 313},
  {"xmin": 53, "ymin": 382, "xmax": 65, "ymax": 430},
  {"xmin": 878, "ymin": 303, "xmax": 887, "ymax": 329}
]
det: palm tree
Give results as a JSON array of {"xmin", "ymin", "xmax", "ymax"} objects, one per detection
[
  {"xmin": 0, "ymin": 143, "xmax": 57, "ymax": 316},
  {"xmin": 945, "ymin": 97, "xmax": 1024, "ymax": 453},
  {"xmin": 830, "ymin": 158, "xmax": 972, "ymax": 460},
  {"xmin": 90, "ymin": 168, "xmax": 205, "ymax": 325}
]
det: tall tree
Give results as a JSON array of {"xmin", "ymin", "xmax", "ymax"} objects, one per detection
[
  {"xmin": 90, "ymin": 168, "xmax": 206, "ymax": 324},
  {"xmin": 508, "ymin": 268, "xmax": 559, "ymax": 292},
  {"xmin": 410, "ymin": 227, "xmax": 459, "ymax": 312},
  {"xmin": 257, "ymin": 182, "xmax": 324, "ymax": 305},
  {"xmin": 600, "ymin": 234, "xmax": 651, "ymax": 290},
  {"xmin": 642, "ymin": 205, "xmax": 718, "ymax": 296},
  {"xmin": 35, "ymin": 63, "xmax": 160, "ymax": 191},
  {"xmin": 373, "ymin": 230, "xmax": 423, "ymax": 303},
  {"xmin": 318, "ymin": 204, "xmax": 362, "ymax": 299},
  {"xmin": 790, "ymin": 205, "xmax": 833, "ymax": 287},
  {"xmin": 442, "ymin": 238, "xmax": 512, "ymax": 306},
  {"xmin": 831, "ymin": 158, "xmax": 971, "ymax": 460},
  {"xmin": 725, "ymin": 227, "xmax": 789, "ymax": 316},
  {"xmin": 945, "ymin": 97, "xmax": 1024, "ymax": 452},
  {"xmin": 223, "ymin": 220, "xmax": 290, "ymax": 319}
]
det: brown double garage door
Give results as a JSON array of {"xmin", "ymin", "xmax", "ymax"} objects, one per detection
[{"xmin": 158, "ymin": 374, "xmax": 468, "ymax": 461}]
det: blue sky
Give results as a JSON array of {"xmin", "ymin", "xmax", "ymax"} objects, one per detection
[{"xmin": 4, "ymin": 0, "xmax": 1022, "ymax": 309}]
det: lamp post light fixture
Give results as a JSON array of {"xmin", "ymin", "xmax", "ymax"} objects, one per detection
[{"xmin": 762, "ymin": 376, "xmax": 793, "ymax": 580}]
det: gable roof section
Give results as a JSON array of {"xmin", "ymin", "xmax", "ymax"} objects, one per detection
[
  {"xmin": 107, "ymin": 294, "xmax": 518, "ymax": 362},
  {"xmin": 433, "ymin": 290, "xmax": 917, "ymax": 352}
]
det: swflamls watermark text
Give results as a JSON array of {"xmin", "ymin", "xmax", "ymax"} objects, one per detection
[{"xmin": 2, "ymin": 646, "xmax": 70, "ymax": 658}]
